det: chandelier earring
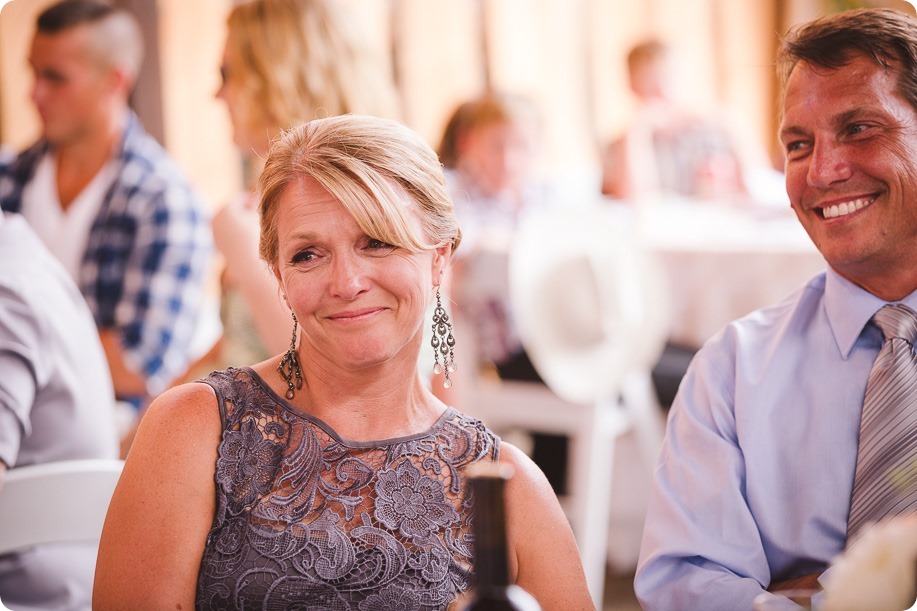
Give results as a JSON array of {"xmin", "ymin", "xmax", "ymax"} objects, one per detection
[
  {"xmin": 278, "ymin": 311, "xmax": 303, "ymax": 399},
  {"xmin": 431, "ymin": 285, "xmax": 456, "ymax": 388}
]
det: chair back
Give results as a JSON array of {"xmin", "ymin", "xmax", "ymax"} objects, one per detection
[
  {"xmin": 0, "ymin": 459, "xmax": 124, "ymax": 555},
  {"xmin": 510, "ymin": 203, "xmax": 670, "ymax": 404},
  {"xmin": 455, "ymin": 203, "xmax": 670, "ymax": 607}
]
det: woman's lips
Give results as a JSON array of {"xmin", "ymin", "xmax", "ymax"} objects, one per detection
[{"xmin": 326, "ymin": 307, "xmax": 385, "ymax": 321}]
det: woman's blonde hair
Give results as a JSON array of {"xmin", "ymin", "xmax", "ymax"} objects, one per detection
[
  {"xmin": 258, "ymin": 114, "xmax": 461, "ymax": 267},
  {"xmin": 225, "ymin": 0, "xmax": 399, "ymax": 138}
]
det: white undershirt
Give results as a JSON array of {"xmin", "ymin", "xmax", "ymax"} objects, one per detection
[{"xmin": 20, "ymin": 152, "xmax": 118, "ymax": 282}]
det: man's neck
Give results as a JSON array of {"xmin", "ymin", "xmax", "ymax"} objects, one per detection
[
  {"xmin": 834, "ymin": 264, "xmax": 917, "ymax": 303},
  {"xmin": 53, "ymin": 110, "xmax": 125, "ymax": 210}
]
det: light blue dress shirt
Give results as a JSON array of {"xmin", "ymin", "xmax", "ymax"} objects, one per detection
[{"xmin": 635, "ymin": 266, "xmax": 917, "ymax": 610}]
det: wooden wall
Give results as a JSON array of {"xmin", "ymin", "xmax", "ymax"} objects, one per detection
[{"xmin": 3, "ymin": 0, "xmax": 911, "ymax": 210}]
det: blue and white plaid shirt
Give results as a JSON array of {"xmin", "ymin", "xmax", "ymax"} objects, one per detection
[{"xmin": 0, "ymin": 112, "xmax": 214, "ymax": 396}]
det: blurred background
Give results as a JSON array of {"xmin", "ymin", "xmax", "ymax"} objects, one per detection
[
  {"xmin": 2, "ymin": 1, "xmax": 916, "ymax": 609},
  {"xmin": 2, "ymin": 0, "xmax": 914, "ymax": 211}
]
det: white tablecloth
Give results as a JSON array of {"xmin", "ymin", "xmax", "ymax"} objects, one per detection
[{"xmin": 631, "ymin": 201, "xmax": 827, "ymax": 347}]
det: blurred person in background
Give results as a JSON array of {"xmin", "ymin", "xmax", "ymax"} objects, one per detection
[
  {"xmin": 439, "ymin": 92, "xmax": 571, "ymax": 494},
  {"xmin": 601, "ymin": 38, "xmax": 788, "ymax": 412},
  {"xmin": 0, "ymin": 211, "xmax": 118, "ymax": 611},
  {"xmin": 0, "ymin": 0, "xmax": 215, "ymax": 419},
  {"xmin": 93, "ymin": 114, "xmax": 593, "ymax": 610},
  {"xmin": 600, "ymin": 39, "xmax": 751, "ymax": 202},
  {"xmin": 205, "ymin": 0, "xmax": 400, "ymax": 374}
]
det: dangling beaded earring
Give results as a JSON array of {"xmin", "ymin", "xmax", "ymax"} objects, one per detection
[
  {"xmin": 278, "ymin": 311, "xmax": 303, "ymax": 399},
  {"xmin": 431, "ymin": 286, "xmax": 456, "ymax": 388}
]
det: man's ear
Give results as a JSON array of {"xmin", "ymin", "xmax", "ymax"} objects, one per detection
[{"xmin": 107, "ymin": 65, "xmax": 134, "ymax": 100}]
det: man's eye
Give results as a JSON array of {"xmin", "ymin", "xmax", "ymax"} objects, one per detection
[
  {"xmin": 785, "ymin": 140, "xmax": 807, "ymax": 155},
  {"xmin": 38, "ymin": 71, "xmax": 65, "ymax": 85}
]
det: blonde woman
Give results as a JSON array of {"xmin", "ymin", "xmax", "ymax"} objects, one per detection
[
  {"xmin": 209, "ymin": 0, "xmax": 399, "ymax": 368},
  {"xmin": 93, "ymin": 114, "xmax": 593, "ymax": 610}
]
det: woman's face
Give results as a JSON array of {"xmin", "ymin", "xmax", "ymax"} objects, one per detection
[
  {"xmin": 273, "ymin": 175, "xmax": 450, "ymax": 373},
  {"xmin": 215, "ymin": 39, "xmax": 271, "ymax": 158},
  {"xmin": 458, "ymin": 120, "xmax": 538, "ymax": 196}
]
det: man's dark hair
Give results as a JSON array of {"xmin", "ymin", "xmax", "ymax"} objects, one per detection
[
  {"xmin": 778, "ymin": 8, "xmax": 917, "ymax": 112},
  {"xmin": 37, "ymin": 0, "xmax": 117, "ymax": 34},
  {"xmin": 34, "ymin": 0, "xmax": 144, "ymax": 82}
]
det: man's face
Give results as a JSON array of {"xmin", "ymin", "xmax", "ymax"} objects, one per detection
[
  {"xmin": 780, "ymin": 54, "xmax": 917, "ymax": 296},
  {"xmin": 29, "ymin": 25, "xmax": 113, "ymax": 146}
]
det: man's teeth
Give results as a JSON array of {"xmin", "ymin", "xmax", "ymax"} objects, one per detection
[{"xmin": 822, "ymin": 198, "xmax": 874, "ymax": 219}]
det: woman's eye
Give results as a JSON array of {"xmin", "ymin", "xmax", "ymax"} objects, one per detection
[
  {"xmin": 366, "ymin": 239, "xmax": 396, "ymax": 253},
  {"xmin": 291, "ymin": 250, "xmax": 315, "ymax": 264}
]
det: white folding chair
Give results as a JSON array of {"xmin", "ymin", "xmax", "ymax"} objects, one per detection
[
  {"xmin": 458, "ymin": 204, "xmax": 669, "ymax": 608},
  {"xmin": 0, "ymin": 459, "xmax": 124, "ymax": 555}
]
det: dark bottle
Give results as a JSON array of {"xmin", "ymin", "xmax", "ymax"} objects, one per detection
[{"xmin": 462, "ymin": 463, "xmax": 541, "ymax": 610}]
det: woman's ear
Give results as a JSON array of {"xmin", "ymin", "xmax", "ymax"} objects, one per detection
[
  {"xmin": 432, "ymin": 245, "xmax": 452, "ymax": 287},
  {"xmin": 273, "ymin": 265, "xmax": 286, "ymax": 295}
]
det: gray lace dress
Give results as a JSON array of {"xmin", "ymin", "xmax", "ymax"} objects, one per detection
[{"xmin": 195, "ymin": 367, "xmax": 500, "ymax": 610}]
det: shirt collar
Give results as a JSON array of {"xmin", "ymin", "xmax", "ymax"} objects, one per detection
[{"xmin": 825, "ymin": 266, "xmax": 917, "ymax": 358}]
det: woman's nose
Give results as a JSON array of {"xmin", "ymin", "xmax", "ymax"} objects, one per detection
[{"xmin": 329, "ymin": 253, "xmax": 370, "ymax": 299}]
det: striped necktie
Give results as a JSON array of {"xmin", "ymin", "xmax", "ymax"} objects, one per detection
[{"xmin": 846, "ymin": 303, "xmax": 917, "ymax": 543}]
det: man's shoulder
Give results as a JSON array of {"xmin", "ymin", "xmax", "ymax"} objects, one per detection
[
  {"xmin": 740, "ymin": 272, "xmax": 825, "ymax": 327},
  {"xmin": 114, "ymin": 117, "xmax": 206, "ymax": 210},
  {"xmin": 0, "ymin": 141, "xmax": 49, "ymax": 211},
  {"xmin": 701, "ymin": 272, "xmax": 828, "ymax": 356},
  {"xmin": 0, "ymin": 215, "xmax": 77, "ymax": 304},
  {"xmin": 0, "ymin": 140, "xmax": 46, "ymax": 171},
  {"xmin": 0, "ymin": 146, "xmax": 14, "ymax": 165}
]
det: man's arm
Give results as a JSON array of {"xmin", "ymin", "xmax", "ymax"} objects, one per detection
[
  {"xmin": 113, "ymin": 184, "xmax": 215, "ymax": 398},
  {"xmin": 212, "ymin": 199, "xmax": 289, "ymax": 354},
  {"xmin": 636, "ymin": 342, "xmax": 773, "ymax": 610},
  {"xmin": 0, "ymin": 288, "xmax": 41, "ymax": 492},
  {"xmin": 98, "ymin": 329, "xmax": 147, "ymax": 399}
]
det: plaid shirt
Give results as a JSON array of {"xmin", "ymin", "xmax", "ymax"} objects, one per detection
[{"xmin": 0, "ymin": 112, "xmax": 213, "ymax": 396}]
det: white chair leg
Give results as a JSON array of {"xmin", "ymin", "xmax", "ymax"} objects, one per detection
[
  {"xmin": 620, "ymin": 369, "xmax": 665, "ymax": 471},
  {"xmin": 568, "ymin": 396, "xmax": 629, "ymax": 609}
]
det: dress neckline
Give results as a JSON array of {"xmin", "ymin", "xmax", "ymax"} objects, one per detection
[{"xmin": 237, "ymin": 366, "xmax": 456, "ymax": 448}]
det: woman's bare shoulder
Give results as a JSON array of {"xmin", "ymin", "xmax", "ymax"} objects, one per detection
[
  {"xmin": 147, "ymin": 380, "xmax": 219, "ymax": 418},
  {"xmin": 497, "ymin": 441, "xmax": 594, "ymax": 611},
  {"xmin": 95, "ymin": 382, "xmax": 221, "ymax": 608},
  {"xmin": 498, "ymin": 442, "xmax": 554, "ymax": 497},
  {"xmin": 132, "ymin": 382, "xmax": 223, "ymax": 457}
]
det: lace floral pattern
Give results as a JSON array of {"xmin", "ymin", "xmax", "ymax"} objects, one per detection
[
  {"xmin": 195, "ymin": 368, "xmax": 500, "ymax": 610},
  {"xmin": 374, "ymin": 460, "xmax": 460, "ymax": 539}
]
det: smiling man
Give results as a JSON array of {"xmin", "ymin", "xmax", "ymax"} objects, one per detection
[{"xmin": 635, "ymin": 8, "xmax": 917, "ymax": 610}]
